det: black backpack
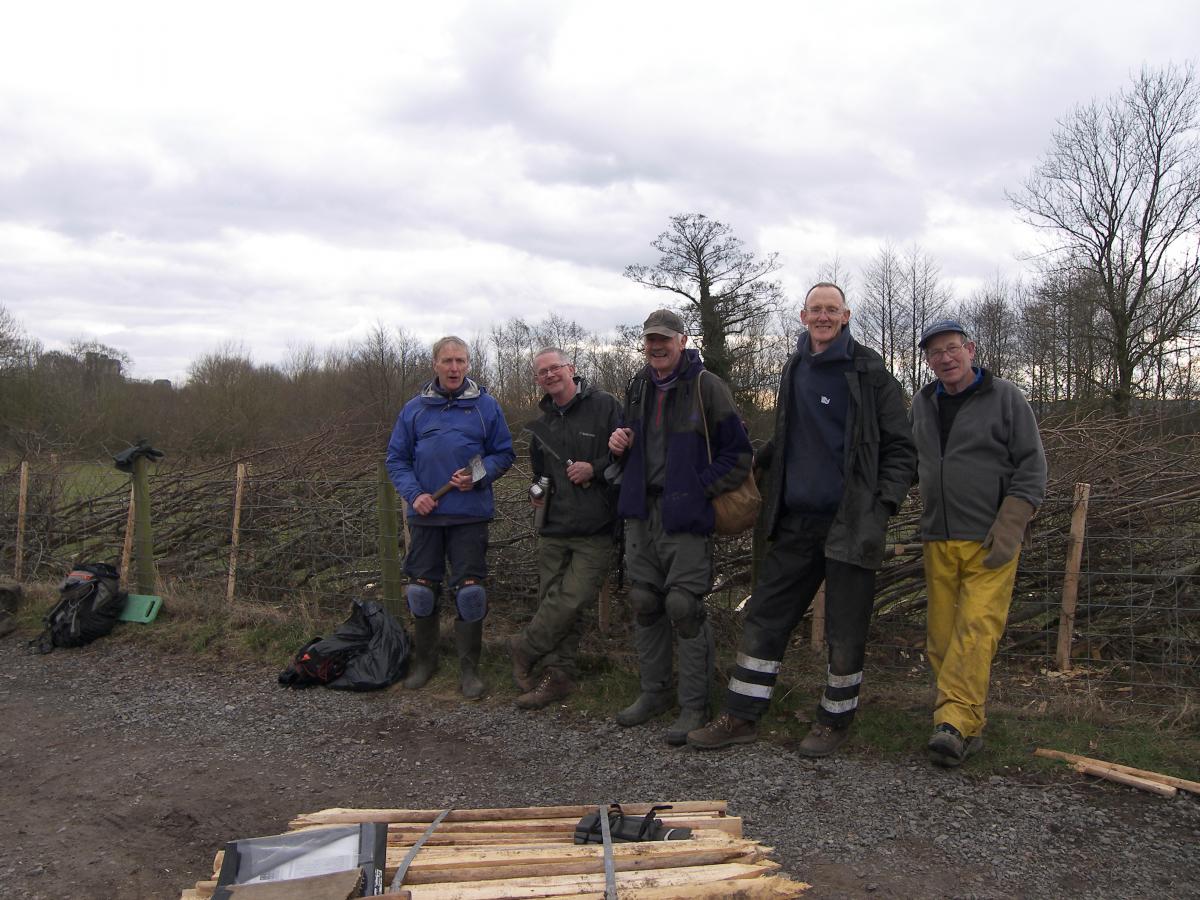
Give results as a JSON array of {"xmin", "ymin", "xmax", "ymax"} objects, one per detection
[{"xmin": 36, "ymin": 563, "xmax": 127, "ymax": 653}]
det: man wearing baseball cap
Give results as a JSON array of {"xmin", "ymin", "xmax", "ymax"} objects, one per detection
[
  {"xmin": 912, "ymin": 319, "xmax": 1046, "ymax": 767},
  {"xmin": 607, "ymin": 308, "xmax": 753, "ymax": 745}
]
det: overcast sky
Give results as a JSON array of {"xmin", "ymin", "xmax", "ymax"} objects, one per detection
[{"xmin": 1, "ymin": 1, "xmax": 1197, "ymax": 382}]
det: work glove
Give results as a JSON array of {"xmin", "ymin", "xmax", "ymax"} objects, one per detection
[{"xmin": 981, "ymin": 496, "xmax": 1035, "ymax": 569}]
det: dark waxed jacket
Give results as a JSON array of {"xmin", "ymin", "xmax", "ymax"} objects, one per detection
[
  {"xmin": 529, "ymin": 378, "xmax": 622, "ymax": 538},
  {"xmin": 759, "ymin": 333, "xmax": 917, "ymax": 570},
  {"xmin": 616, "ymin": 349, "xmax": 753, "ymax": 535}
]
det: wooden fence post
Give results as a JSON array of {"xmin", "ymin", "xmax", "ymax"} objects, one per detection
[
  {"xmin": 132, "ymin": 456, "xmax": 156, "ymax": 595},
  {"xmin": 14, "ymin": 461, "xmax": 28, "ymax": 581},
  {"xmin": 1056, "ymin": 482, "xmax": 1091, "ymax": 672},
  {"xmin": 811, "ymin": 581, "xmax": 826, "ymax": 652},
  {"xmin": 226, "ymin": 463, "xmax": 247, "ymax": 604},
  {"xmin": 377, "ymin": 461, "xmax": 403, "ymax": 619},
  {"xmin": 120, "ymin": 485, "xmax": 135, "ymax": 585}
]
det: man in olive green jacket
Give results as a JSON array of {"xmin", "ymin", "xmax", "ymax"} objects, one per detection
[{"xmin": 510, "ymin": 348, "xmax": 620, "ymax": 709}]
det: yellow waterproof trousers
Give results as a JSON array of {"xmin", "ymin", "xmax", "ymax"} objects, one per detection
[{"xmin": 923, "ymin": 540, "xmax": 1020, "ymax": 737}]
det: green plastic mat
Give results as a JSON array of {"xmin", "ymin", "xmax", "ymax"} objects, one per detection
[{"xmin": 120, "ymin": 594, "xmax": 162, "ymax": 624}]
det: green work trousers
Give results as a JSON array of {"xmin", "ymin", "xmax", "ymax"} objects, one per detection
[{"xmin": 516, "ymin": 533, "xmax": 613, "ymax": 677}]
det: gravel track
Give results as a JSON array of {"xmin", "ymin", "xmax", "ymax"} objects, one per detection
[{"xmin": 1, "ymin": 638, "xmax": 1197, "ymax": 899}]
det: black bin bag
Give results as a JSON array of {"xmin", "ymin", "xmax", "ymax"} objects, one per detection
[{"xmin": 278, "ymin": 599, "xmax": 409, "ymax": 691}]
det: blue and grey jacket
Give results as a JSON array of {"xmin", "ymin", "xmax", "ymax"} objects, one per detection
[
  {"xmin": 386, "ymin": 377, "xmax": 515, "ymax": 525},
  {"xmin": 616, "ymin": 349, "xmax": 752, "ymax": 535}
]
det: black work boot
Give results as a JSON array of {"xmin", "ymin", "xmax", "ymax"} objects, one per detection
[
  {"xmin": 928, "ymin": 723, "xmax": 983, "ymax": 767},
  {"xmin": 403, "ymin": 615, "xmax": 440, "ymax": 690},
  {"xmin": 455, "ymin": 619, "xmax": 486, "ymax": 700},
  {"xmin": 615, "ymin": 690, "xmax": 674, "ymax": 727}
]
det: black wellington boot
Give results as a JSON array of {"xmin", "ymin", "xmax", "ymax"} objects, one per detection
[
  {"xmin": 403, "ymin": 615, "xmax": 440, "ymax": 690},
  {"xmin": 456, "ymin": 619, "xmax": 487, "ymax": 700}
]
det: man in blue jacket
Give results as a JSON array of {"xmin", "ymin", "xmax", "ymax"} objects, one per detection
[
  {"xmin": 386, "ymin": 336, "xmax": 515, "ymax": 699},
  {"xmin": 608, "ymin": 309, "xmax": 753, "ymax": 745}
]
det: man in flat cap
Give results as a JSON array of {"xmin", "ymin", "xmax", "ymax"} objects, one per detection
[
  {"xmin": 911, "ymin": 319, "xmax": 1046, "ymax": 767},
  {"xmin": 608, "ymin": 309, "xmax": 753, "ymax": 745}
]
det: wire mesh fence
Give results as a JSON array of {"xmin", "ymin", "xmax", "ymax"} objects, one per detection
[{"xmin": 2, "ymin": 427, "xmax": 1197, "ymax": 717}]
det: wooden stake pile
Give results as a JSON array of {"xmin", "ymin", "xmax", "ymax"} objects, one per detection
[
  {"xmin": 181, "ymin": 800, "xmax": 810, "ymax": 898},
  {"xmin": 1035, "ymin": 748, "xmax": 1200, "ymax": 799}
]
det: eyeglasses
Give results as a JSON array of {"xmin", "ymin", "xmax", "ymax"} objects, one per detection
[
  {"xmin": 534, "ymin": 362, "xmax": 571, "ymax": 379},
  {"xmin": 925, "ymin": 343, "xmax": 969, "ymax": 361},
  {"xmin": 804, "ymin": 305, "xmax": 843, "ymax": 317}
]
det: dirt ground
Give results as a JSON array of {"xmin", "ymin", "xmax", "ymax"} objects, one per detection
[{"xmin": 3, "ymin": 633, "xmax": 1198, "ymax": 900}]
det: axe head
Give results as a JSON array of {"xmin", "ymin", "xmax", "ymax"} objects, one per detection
[{"xmin": 464, "ymin": 454, "xmax": 486, "ymax": 483}]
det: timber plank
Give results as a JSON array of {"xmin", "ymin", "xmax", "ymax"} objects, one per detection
[
  {"xmin": 404, "ymin": 862, "xmax": 778, "ymax": 899},
  {"xmin": 388, "ymin": 842, "xmax": 763, "ymax": 884},
  {"xmin": 290, "ymin": 801, "xmax": 727, "ymax": 829}
]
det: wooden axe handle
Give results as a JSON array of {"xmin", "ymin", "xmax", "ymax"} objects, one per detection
[{"xmin": 431, "ymin": 481, "xmax": 455, "ymax": 501}]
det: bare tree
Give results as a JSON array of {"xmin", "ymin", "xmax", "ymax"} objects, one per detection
[
  {"xmin": 1010, "ymin": 63, "xmax": 1200, "ymax": 414},
  {"xmin": 856, "ymin": 242, "xmax": 906, "ymax": 375},
  {"xmin": 955, "ymin": 273, "xmax": 1025, "ymax": 384},
  {"xmin": 897, "ymin": 245, "xmax": 950, "ymax": 395},
  {"xmin": 625, "ymin": 213, "xmax": 784, "ymax": 401}
]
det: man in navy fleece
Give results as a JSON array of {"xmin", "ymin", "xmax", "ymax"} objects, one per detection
[{"xmin": 688, "ymin": 284, "xmax": 915, "ymax": 757}]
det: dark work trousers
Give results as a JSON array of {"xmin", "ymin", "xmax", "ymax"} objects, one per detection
[
  {"xmin": 724, "ymin": 512, "xmax": 876, "ymax": 728},
  {"xmin": 404, "ymin": 522, "xmax": 489, "ymax": 590}
]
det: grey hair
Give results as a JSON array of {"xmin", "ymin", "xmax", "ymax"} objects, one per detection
[
  {"xmin": 532, "ymin": 346, "xmax": 570, "ymax": 367},
  {"xmin": 431, "ymin": 335, "xmax": 470, "ymax": 363}
]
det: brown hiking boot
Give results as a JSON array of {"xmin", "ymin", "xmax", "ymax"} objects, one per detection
[
  {"xmin": 509, "ymin": 635, "xmax": 536, "ymax": 692},
  {"xmin": 798, "ymin": 722, "xmax": 851, "ymax": 758},
  {"xmin": 687, "ymin": 712, "xmax": 758, "ymax": 750},
  {"xmin": 514, "ymin": 669, "xmax": 575, "ymax": 710}
]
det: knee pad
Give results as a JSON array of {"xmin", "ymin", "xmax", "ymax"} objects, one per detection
[
  {"xmin": 455, "ymin": 579, "xmax": 487, "ymax": 622},
  {"xmin": 406, "ymin": 579, "xmax": 438, "ymax": 617},
  {"xmin": 629, "ymin": 583, "xmax": 665, "ymax": 626},
  {"xmin": 666, "ymin": 587, "xmax": 705, "ymax": 639}
]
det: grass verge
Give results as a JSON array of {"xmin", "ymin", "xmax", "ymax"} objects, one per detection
[{"xmin": 13, "ymin": 584, "xmax": 1199, "ymax": 783}]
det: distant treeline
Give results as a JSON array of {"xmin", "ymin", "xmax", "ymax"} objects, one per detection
[{"xmin": 1, "ymin": 248, "xmax": 1196, "ymax": 462}]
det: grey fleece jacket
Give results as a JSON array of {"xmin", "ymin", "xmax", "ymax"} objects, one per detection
[{"xmin": 912, "ymin": 369, "xmax": 1048, "ymax": 542}]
